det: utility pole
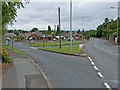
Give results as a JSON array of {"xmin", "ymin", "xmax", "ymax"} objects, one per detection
[
  {"xmin": 117, "ymin": 1, "xmax": 119, "ymax": 45},
  {"xmin": 58, "ymin": 7, "xmax": 61, "ymax": 49},
  {"xmin": 82, "ymin": 17, "xmax": 83, "ymax": 31},
  {"xmin": 111, "ymin": 1, "xmax": 120, "ymax": 45},
  {"xmin": 70, "ymin": 0, "xmax": 72, "ymax": 53}
]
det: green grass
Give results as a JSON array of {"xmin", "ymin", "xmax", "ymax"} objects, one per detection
[
  {"xmin": 29, "ymin": 41, "xmax": 81, "ymax": 47},
  {"xmin": 40, "ymin": 45, "xmax": 83, "ymax": 55},
  {"xmin": 5, "ymin": 45, "xmax": 27, "ymax": 57}
]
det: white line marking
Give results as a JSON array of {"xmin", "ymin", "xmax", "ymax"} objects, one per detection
[
  {"xmin": 29, "ymin": 58, "xmax": 52, "ymax": 88},
  {"xmin": 98, "ymin": 72, "xmax": 104, "ymax": 78},
  {"xmin": 103, "ymin": 83, "xmax": 112, "ymax": 90},
  {"xmin": 30, "ymin": 47, "xmax": 37, "ymax": 49},
  {"xmin": 106, "ymin": 50, "xmax": 112, "ymax": 53},
  {"xmin": 24, "ymin": 78, "xmax": 26, "ymax": 88},
  {"xmin": 106, "ymin": 49, "xmax": 119, "ymax": 55},
  {"xmin": 91, "ymin": 61, "xmax": 95, "ymax": 66},
  {"xmin": 88, "ymin": 57, "xmax": 93, "ymax": 62},
  {"xmin": 93, "ymin": 66, "xmax": 99, "ymax": 71}
]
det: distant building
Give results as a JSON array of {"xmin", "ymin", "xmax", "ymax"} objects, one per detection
[
  {"xmin": 5, "ymin": 33, "xmax": 16, "ymax": 39},
  {"xmin": 27, "ymin": 31, "xmax": 43, "ymax": 41},
  {"xmin": 74, "ymin": 33, "xmax": 81, "ymax": 40}
]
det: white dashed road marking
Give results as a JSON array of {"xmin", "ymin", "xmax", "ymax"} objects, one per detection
[
  {"xmin": 91, "ymin": 61, "xmax": 95, "ymax": 66},
  {"xmin": 24, "ymin": 78, "xmax": 26, "ymax": 88},
  {"xmin": 103, "ymin": 83, "xmax": 112, "ymax": 90},
  {"xmin": 97, "ymin": 72, "xmax": 104, "ymax": 78},
  {"xmin": 93, "ymin": 66, "xmax": 99, "ymax": 71},
  {"xmin": 88, "ymin": 57, "xmax": 93, "ymax": 62},
  {"xmin": 87, "ymin": 40, "xmax": 113, "ymax": 89}
]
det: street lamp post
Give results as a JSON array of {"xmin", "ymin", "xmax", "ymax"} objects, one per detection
[
  {"xmin": 111, "ymin": 1, "xmax": 120, "ymax": 45},
  {"xmin": 70, "ymin": 0, "xmax": 72, "ymax": 53},
  {"xmin": 82, "ymin": 17, "xmax": 84, "ymax": 31}
]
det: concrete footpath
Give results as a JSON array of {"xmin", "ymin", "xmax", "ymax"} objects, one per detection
[{"xmin": 2, "ymin": 49, "xmax": 49, "ymax": 88}]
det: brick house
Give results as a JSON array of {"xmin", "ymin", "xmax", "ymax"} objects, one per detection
[{"xmin": 27, "ymin": 31, "xmax": 43, "ymax": 41}]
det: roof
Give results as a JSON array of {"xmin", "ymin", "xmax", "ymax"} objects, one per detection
[
  {"xmin": 28, "ymin": 31, "xmax": 43, "ymax": 38},
  {"xmin": 61, "ymin": 32, "xmax": 69, "ymax": 37},
  {"xmin": 5, "ymin": 33, "xmax": 16, "ymax": 37},
  {"xmin": 33, "ymin": 31, "xmax": 43, "ymax": 37}
]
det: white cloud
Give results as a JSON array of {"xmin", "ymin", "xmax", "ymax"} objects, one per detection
[{"xmin": 9, "ymin": 1, "xmax": 119, "ymax": 31}]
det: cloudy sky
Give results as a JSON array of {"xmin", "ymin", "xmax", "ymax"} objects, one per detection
[{"xmin": 8, "ymin": 0, "xmax": 119, "ymax": 31}]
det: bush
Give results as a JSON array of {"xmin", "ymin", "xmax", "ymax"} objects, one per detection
[{"xmin": 1, "ymin": 47, "xmax": 11, "ymax": 63}]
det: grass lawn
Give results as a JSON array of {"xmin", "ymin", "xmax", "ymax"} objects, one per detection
[
  {"xmin": 30, "ymin": 40, "xmax": 81, "ymax": 47},
  {"xmin": 5, "ymin": 45, "xmax": 27, "ymax": 57},
  {"xmin": 40, "ymin": 45, "xmax": 84, "ymax": 55}
]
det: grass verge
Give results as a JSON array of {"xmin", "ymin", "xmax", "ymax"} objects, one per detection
[
  {"xmin": 39, "ymin": 45, "xmax": 85, "ymax": 55},
  {"xmin": 5, "ymin": 45, "xmax": 27, "ymax": 57},
  {"xmin": 29, "ymin": 41, "xmax": 81, "ymax": 47}
]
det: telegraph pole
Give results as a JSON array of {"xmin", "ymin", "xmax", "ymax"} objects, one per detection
[
  {"xmin": 70, "ymin": 0, "xmax": 72, "ymax": 53},
  {"xmin": 111, "ymin": 1, "xmax": 120, "ymax": 45},
  {"xmin": 117, "ymin": 1, "xmax": 119, "ymax": 45},
  {"xmin": 58, "ymin": 7, "xmax": 61, "ymax": 49}
]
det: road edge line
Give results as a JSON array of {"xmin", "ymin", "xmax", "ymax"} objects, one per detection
[
  {"xmin": 93, "ymin": 66, "xmax": 99, "ymax": 71},
  {"xmin": 103, "ymin": 83, "xmax": 112, "ymax": 90},
  {"xmin": 88, "ymin": 57, "xmax": 93, "ymax": 62},
  {"xmin": 91, "ymin": 61, "xmax": 95, "ymax": 66},
  {"xmin": 97, "ymin": 72, "xmax": 104, "ymax": 78},
  {"xmin": 28, "ymin": 57, "xmax": 52, "ymax": 88},
  {"xmin": 24, "ymin": 78, "xmax": 26, "ymax": 88}
]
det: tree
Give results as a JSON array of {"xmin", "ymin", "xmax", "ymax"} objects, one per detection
[
  {"xmin": 1, "ymin": 1, "xmax": 29, "ymax": 44},
  {"xmin": 14, "ymin": 29, "xmax": 19, "ymax": 36},
  {"xmin": 77, "ymin": 29, "xmax": 80, "ymax": 34},
  {"xmin": 31, "ymin": 28, "xmax": 38, "ymax": 32},
  {"xmin": 8, "ymin": 30, "xmax": 14, "ymax": 33},
  {"xmin": 47, "ymin": 25, "xmax": 51, "ymax": 34},
  {"xmin": 82, "ymin": 29, "xmax": 84, "ymax": 32},
  {"xmin": 104, "ymin": 17, "xmax": 109, "ymax": 24},
  {"xmin": 96, "ymin": 17, "xmax": 118, "ymax": 39},
  {"xmin": 1, "ymin": 1, "xmax": 28, "ymax": 63},
  {"xmin": 96, "ymin": 24, "xmax": 104, "ymax": 38},
  {"xmin": 18, "ymin": 29, "xmax": 25, "ymax": 33},
  {"xmin": 2, "ymin": 1, "xmax": 25, "ymax": 33}
]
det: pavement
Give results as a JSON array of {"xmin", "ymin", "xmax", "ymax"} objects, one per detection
[
  {"xmin": 2, "ymin": 49, "xmax": 48, "ymax": 88},
  {"xmin": 11, "ymin": 41, "xmax": 106, "ymax": 88}
]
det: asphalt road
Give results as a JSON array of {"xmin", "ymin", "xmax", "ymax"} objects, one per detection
[
  {"xmin": 12, "ymin": 41, "xmax": 106, "ymax": 88},
  {"xmin": 84, "ymin": 38, "xmax": 119, "ymax": 88}
]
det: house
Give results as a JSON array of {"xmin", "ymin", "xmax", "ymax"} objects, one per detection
[
  {"xmin": 27, "ymin": 31, "xmax": 43, "ymax": 41},
  {"xmin": 61, "ymin": 31, "xmax": 81, "ymax": 41},
  {"xmin": 20, "ymin": 32, "xmax": 32, "ymax": 39},
  {"xmin": 45, "ymin": 34, "xmax": 53, "ymax": 41},
  {"xmin": 54, "ymin": 36, "xmax": 64, "ymax": 40},
  {"xmin": 5, "ymin": 33, "xmax": 16, "ymax": 39},
  {"xmin": 61, "ymin": 32, "xmax": 69, "ymax": 39},
  {"xmin": 74, "ymin": 33, "xmax": 81, "ymax": 40}
]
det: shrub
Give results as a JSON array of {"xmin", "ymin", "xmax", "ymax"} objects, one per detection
[{"xmin": 1, "ymin": 47, "xmax": 11, "ymax": 63}]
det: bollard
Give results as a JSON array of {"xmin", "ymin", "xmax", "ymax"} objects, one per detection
[{"xmin": 79, "ymin": 44, "xmax": 84, "ymax": 54}]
